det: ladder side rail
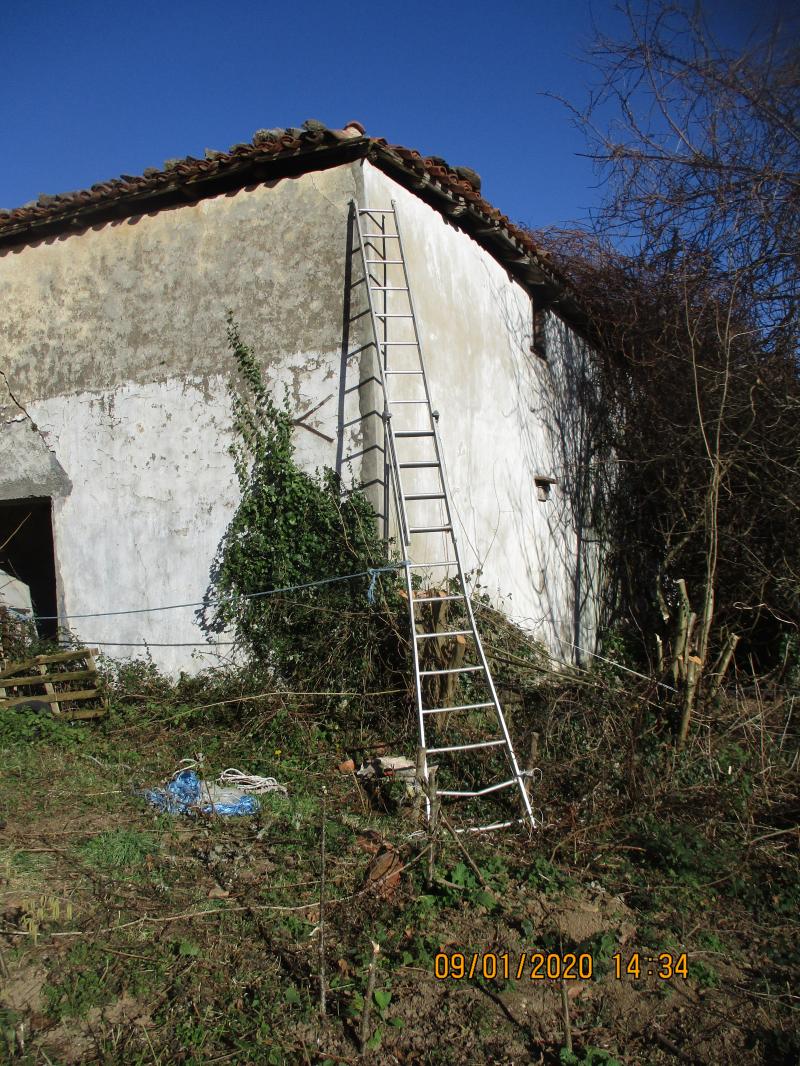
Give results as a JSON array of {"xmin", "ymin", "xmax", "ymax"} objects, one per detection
[
  {"xmin": 390, "ymin": 200, "xmax": 438, "ymax": 418},
  {"xmin": 390, "ymin": 199, "xmax": 453, "ymax": 556},
  {"xmin": 352, "ymin": 202, "xmax": 410, "ymax": 548},
  {"xmin": 392, "ymin": 197, "xmax": 535, "ymax": 826},
  {"xmin": 403, "ymin": 554, "xmax": 430, "ymax": 818},
  {"xmin": 355, "ymin": 203, "xmax": 429, "ymax": 808},
  {"xmin": 377, "ymin": 214, "xmax": 392, "ymax": 546},
  {"xmin": 429, "ymin": 415, "xmax": 536, "ymax": 826},
  {"xmin": 365, "ymin": 204, "xmax": 435, "ymax": 806},
  {"xmin": 391, "ymin": 199, "xmax": 528, "ymax": 811},
  {"xmin": 357, "ymin": 201, "xmax": 536, "ymax": 831},
  {"xmin": 374, "ymin": 211, "xmax": 431, "ymax": 808}
]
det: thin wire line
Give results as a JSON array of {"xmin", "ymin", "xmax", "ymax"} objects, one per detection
[
  {"xmin": 79, "ymin": 641, "xmax": 238, "ymax": 648},
  {"xmin": 27, "ymin": 563, "xmax": 407, "ymax": 623},
  {"xmin": 472, "ymin": 601, "xmax": 678, "ymax": 693},
  {"xmin": 555, "ymin": 636, "xmax": 677, "ymax": 692}
]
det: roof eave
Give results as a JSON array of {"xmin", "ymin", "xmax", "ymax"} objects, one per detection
[
  {"xmin": 0, "ymin": 132, "xmax": 589, "ymax": 336},
  {"xmin": 0, "ymin": 138, "xmax": 369, "ymax": 252},
  {"xmin": 367, "ymin": 144, "xmax": 589, "ymax": 333}
]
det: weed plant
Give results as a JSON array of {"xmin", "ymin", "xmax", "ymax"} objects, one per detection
[{"xmin": 196, "ymin": 316, "xmax": 408, "ymax": 726}]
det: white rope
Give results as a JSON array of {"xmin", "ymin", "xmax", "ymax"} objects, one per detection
[
  {"xmin": 173, "ymin": 754, "xmax": 205, "ymax": 777},
  {"xmin": 217, "ymin": 768, "xmax": 288, "ymax": 796},
  {"xmin": 520, "ymin": 767, "xmax": 543, "ymax": 784}
]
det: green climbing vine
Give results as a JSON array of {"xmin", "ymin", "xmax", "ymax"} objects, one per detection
[{"xmin": 198, "ymin": 315, "xmax": 405, "ymax": 709}]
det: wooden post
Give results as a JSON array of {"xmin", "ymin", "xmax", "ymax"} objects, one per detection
[
  {"xmin": 413, "ymin": 746, "xmax": 426, "ymax": 826},
  {"xmin": 426, "ymin": 766, "xmax": 439, "ymax": 888},
  {"xmin": 707, "ymin": 632, "xmax": 740, "ymax": 702},
  {"xmin": 37, "ymin": 663, "xmax": 58, "ymax": 717},
  {"xmin": 654, "ymin": 633, "xmax": 664, "ymax": 675},
  {"xmin": 672, "ymin": 578, "xmax": 692, "ymax": 684},
  {"xmin": 318, "ymin": 788, "xmax": 327, "ymax": 1017},
  {"xmin": 524, "ymin": 731, "xmax": 540, "ymax": 805},
  {"xmin": 359, "ymin": 940, "xmax": 381, "ymax": 1052},
  {"xmin": 678, "ymin": 657, "xmax": 699, "ymax": 750},
  {"xmin": 443, "ymin": 635, "xmax": 466, "ymax": 705}
]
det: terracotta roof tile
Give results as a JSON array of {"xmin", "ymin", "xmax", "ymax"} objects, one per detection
[{"xmin": 0, "ymin": 120, "xmax": 580, "ymax": 322}]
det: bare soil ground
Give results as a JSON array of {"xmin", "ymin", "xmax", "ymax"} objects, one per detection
[{"xmin": 0, "ymin": 685, "xmax": 797, "ymax": 1065}]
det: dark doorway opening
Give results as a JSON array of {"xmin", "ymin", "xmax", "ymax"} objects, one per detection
[{"xmin": 0, "ymin": 498, "xmax": 58, "ymax": 638}]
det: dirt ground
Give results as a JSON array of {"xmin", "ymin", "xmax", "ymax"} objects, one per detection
[{"xmin": 0, "ymin": 692, "xmax": 797, "ymax": 1065}]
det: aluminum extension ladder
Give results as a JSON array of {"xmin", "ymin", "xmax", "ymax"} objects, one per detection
[{"xmin": 353, "ymin": 200, "xmax": 537, "ymax": 833}]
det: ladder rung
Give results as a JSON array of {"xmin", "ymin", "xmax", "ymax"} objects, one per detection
[
  {"xmin": 439, "ymin": 779, "xmax": 517, "ymax": 798},
  {"xmin": 427, "ymin": 739, "xmax": 505, "ymax": 755},
  {"xmin": 419, "ymin": 665, "xmax": 482, "ymax": 676},
  {"xmin": 457, "ymin": 819, "xmax": 518, "ymax": 834},
  {"xmin": 416, "ymin": 629, "xmax": 473, "ymax": 639},
  {"xmin": 422, "ymin": 701, "xmax": 495, "ymax": 715},
  {"xmin": 356, "ymin": 201, "xmax": 532, "ymax": 830}
]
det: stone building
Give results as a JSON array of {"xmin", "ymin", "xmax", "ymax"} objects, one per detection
[{"xmin": 0, "ymin": 120, "xmax": 601, "ymax": 673}]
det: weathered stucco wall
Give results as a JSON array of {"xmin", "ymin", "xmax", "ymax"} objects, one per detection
[
  {"xmin": 1, "ymin": 156, "xmax": 599, "ymax": 672},
  {"xmin": 0, "ymin": 165, "xmax": 369, "ymax": 673},
  {"xmin": 362, "ymin": 163, "xmax": 600, "ymax": 662}
]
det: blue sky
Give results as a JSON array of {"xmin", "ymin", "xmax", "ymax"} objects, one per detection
[{"xmin": 1, "ymin": 0, "xmax": 791, "ymax": 231}]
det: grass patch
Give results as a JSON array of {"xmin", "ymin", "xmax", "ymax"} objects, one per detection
[
  {"xmin": 78, "ymin": 829, "xmax": 158, "ymax": 872},
  {"xmin": 0, "ymin": 655, "xmax": 795, "ymax": 1064}
]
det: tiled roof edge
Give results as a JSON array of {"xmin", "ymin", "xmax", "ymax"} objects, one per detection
[
  {"xmin": 0, "ymin": 123, "xmax": 587, "ymax": 330},
  {"xmin": 367, "ymin": 141, "xmax": 585, "ymax": 323},
  {"xmin": 0, "ymin": 126, "xmax": 367, "ymax": 249}
]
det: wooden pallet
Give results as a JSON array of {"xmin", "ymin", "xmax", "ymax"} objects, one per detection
[{"xmin": 0, "ymin": 647, "xmax": 107, "ymax": 720}]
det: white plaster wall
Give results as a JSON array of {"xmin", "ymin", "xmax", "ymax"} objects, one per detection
[
  {"xmin": 2, "ymin": 157, "xmax": 599, "ymax": 672},
  {"xmin": 362, "ymin": 163, "xmax": 600, "ymax": 661},
  {"xmin": 1, "ymin": 166, "xmax": 368, "ymax": 673},
  {"xmin": 31, "ymin": 377, "xmax": 238, "ymax": 675},
  {"xmin": 24, "ymin": 348, "xmax": 361, "ymax": 675}
]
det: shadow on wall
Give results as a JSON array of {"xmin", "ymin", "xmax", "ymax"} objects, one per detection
[
  {"xmin": 335, "ymin": 206, "xmax": 611, "ymax": 665},
  {"xmin": 336, "ymin": 204, "xmax": 389, "ymax": 530},
  {"xmin": 534, "ymin": 315, "xmax": 612, "ymax": 665},
  {"xmin": 474, "ymin": 280, "xmax": 611, "ymax": 666}
]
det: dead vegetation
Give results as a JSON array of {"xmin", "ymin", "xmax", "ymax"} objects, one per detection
[
  {"xmin": 1, "ymin": 9, "xmax": 797, "ymax": 1063},
  {"xmin": 0, "ymin": 628, "xmax": 797, "ymax": 1065}
]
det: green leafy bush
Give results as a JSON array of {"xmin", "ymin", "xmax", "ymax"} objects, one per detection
[
  {"xmin": 198, "ymin": 316, "xmax": 406, "ymax": 715},
  {"xmin": 0, "ymin": 705, "xmax": 87, "ymax": 749}
]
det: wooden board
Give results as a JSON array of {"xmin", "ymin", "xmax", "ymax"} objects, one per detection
[
  {"xmin": 0, "ymin": 648, "xmax": 100, "ymax": 680},
  {"xmin": 0, "ymin": 647, "xmax": 107, "ymax": 720},
  {"xmin": 0, "ymin": 668, "xmax": 96, "ymax": 688}
]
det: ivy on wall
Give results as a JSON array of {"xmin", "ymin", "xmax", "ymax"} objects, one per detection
[{"xmin": 198, "ymin": 315, "xmax": 404, "ymax": 702}]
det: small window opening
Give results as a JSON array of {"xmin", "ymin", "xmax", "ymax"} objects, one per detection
[
  {"xmin": 531, "ymin": 303, "xmax": 548, "ymax": 360},
  {"xmin": 535, "ymin": 476, "xmax": 556, "ymax": 502},
  {"xmin": 0, "ymin": 498, "xmax": 58, "ymax": 639}
]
